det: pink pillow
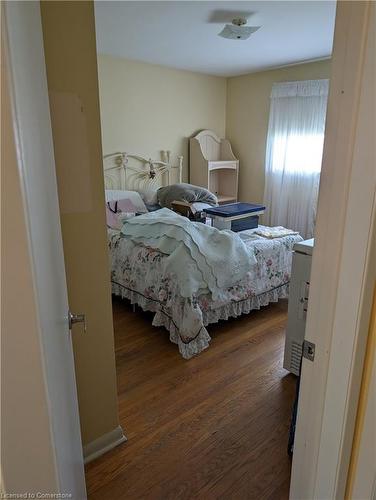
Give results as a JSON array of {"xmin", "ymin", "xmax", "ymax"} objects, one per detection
[{"xmin": 106, "ymin": 199, "xmax": 138, "ymax": 230}]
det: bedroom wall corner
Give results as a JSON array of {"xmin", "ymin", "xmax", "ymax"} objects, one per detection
[
  {"xmin": 226, "ymin": 59, "xmax": 332, "ymax": 204},
  {"xmin": 40, "ymin": 0, "xmax": 120, "ymax": 447},
  {"xmin": 96, "ymin": 55, "xmax": 227, "ymax": 181}
]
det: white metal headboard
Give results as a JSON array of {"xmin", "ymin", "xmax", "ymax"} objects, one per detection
[{"xmin": 103, "ymin": 151, "xmax": 183, "ymax": 192}]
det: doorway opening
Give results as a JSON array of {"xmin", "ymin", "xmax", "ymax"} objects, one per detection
[{"xmin": 86, "ymin": 2, "xmax": 335, "ymax": 498}]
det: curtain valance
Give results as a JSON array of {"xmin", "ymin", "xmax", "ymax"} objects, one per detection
[{"xmin": 270, "ymin": 79, "xmax": 329, "ymax": 99}]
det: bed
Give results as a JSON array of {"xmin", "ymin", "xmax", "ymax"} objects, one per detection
[{"xmin": 104, "ymin": 151, "xmax": 303, "ymax": 359}]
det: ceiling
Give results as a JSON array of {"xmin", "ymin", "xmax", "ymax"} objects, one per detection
[{"xmin": 94, "ymin": 1, "xmax": 336, "ymax": 77}]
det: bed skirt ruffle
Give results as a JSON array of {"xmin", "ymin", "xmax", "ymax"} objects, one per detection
[{"xmin": 111, "ymin": 282, "xmax": 289, "ymax": 359}]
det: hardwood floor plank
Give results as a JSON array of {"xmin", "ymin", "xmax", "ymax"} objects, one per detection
[{"xmin": 85, "ymin": 298, "xmax": 295, "ymax": 499}]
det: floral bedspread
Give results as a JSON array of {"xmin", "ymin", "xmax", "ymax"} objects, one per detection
[{"xmin": 108, "ymin": 227, "xmax": 302, "ymax": 358}]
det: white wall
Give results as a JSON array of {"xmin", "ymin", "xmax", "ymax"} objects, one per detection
[{"xmin": 97, "ymin": 55, "xmax": 227, "ymax": 180}]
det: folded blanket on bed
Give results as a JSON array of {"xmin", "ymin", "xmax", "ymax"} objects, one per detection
[
  {"xmin": 121, "ymin": 208, "xmax": 256, "ymax": 299},
  {"xmin": 253, "ymin": 226, "xmax": 299, "ymax": 239}
]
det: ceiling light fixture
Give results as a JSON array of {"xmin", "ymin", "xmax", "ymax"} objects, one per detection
[{"xmin": 218, "ymin": 17, "xmax": 261, "ymax": 40}]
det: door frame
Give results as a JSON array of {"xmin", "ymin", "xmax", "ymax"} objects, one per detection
[
  {"xmin": 290, "ymin": 2, "xmax": 375, "ymax": 498},
  {"xmin": 3, "ymin": 1, "xmax": 86, "ymax": 497},
  {"xmin": 3, "ymin": 0, "xmax": 374, "ymax": 497},
  {"xmin": 347, "ymin": 288, "xmax": 376, "ymax": 499}
]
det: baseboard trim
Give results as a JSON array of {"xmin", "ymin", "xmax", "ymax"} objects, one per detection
[{"xmin": 83, "ymin": 425, "xmax": 127, "ymax": 464}]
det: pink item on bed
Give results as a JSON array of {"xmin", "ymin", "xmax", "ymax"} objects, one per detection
[{"xmin": 106, "ymin": 199, "xmax": 138, "ymax": 230}]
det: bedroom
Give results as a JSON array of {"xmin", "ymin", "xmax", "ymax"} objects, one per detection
[
  {"xmin": 0, "ymin": 1, "xmax": 376, "ymax": 499},
  {"xmin": 95, "ymin": 2, "xmax": 332, "ymax": 352},
  {"xmin": 57, "ymin": 0, "xmax": 331, "ymax": 496},
  {"xmin": 6, "ymin": 1, "xmax": 374, "ymax": 499},
  {"xmin": 85, "ymin": 1, "xmax": 333, "ymax": 497}
]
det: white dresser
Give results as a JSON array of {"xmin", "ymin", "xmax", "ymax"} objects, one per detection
[{"xmin": 284, "ymin": 239, "xmax": 314, "ymax": 375}]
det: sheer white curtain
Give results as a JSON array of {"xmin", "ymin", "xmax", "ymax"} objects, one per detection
[{"xmin": 263, "ymin": 79, "xmax": 329, "ymax": 239}]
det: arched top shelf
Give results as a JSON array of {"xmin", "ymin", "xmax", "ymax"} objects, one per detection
[
  {"xmin": 191, "ymin": 129, "xmax": 238, "ymax": 162},
  {"xmin": 189, "ymin": 130, "xmax": 239, "ymax": 204},
  {"xmin": 194, "ymin": 129, "xmax": 221, "ymax": 143}
]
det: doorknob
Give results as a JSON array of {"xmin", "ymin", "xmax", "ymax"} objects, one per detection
[{"xmin": 68, "ymin": 311, "xmax": 87, "ymax": 333}]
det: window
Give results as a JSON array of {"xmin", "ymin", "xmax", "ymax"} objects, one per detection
[{"xmin": 263, "ymin": 79, "xmax": 329, "ymax": 238}]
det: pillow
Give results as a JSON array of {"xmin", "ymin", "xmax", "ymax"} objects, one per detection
[
  {"xmin": 106, "ymin": 206, "xmax": 136, "ymax": 230},
  {"xmin": 105, "ymin": 189, "xmax": 147, "ymax": 213},
  {"xmin": 157, "ymin": 183, "xmax": 218, "ymax": 209},
  {"xmin": 106, "ymin": 205, "xmax": 122, "ymax": 230},
  {"xmin": 138, "ymin": 188, "xmax": 159, "ymax": 205},
  {"xmin": 105, "ymin": 191, "xmax": 147, "ymax": 230}
]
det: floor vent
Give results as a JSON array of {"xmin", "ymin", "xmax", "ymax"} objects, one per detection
[{"xmin": 290, "ymin": 341, "xmax": 303, "ymax": 375}]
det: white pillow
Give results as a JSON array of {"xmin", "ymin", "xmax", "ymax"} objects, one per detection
[
  {"xmin": 139, "ymin": 188, "xmax": 159, "ymax": 205},
  {"xmin": 105, "ymin": 189, "xmax": 147, "ymax": 213}
]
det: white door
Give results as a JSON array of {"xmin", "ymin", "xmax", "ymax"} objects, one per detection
[
  {"xmin": 290, "ymin": 2, "xmax": 375, "ymax": 498},
  {"xmin": 4, "ymin": 2, "xmax": 86, "ymax": 497}
]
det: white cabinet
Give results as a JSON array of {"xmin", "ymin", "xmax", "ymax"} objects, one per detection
[
  {"xmin": 284, "ymin": 239, "xmax": 314, "ymax": 375},
  {"xmin": 189, "ymin": 130, "xmax": 239, "ymax": 204}
]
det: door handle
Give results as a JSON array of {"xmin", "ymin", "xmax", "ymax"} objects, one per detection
[{"xmin": 68, "ymin": 311, "xmax": 87, "ymax": 333}]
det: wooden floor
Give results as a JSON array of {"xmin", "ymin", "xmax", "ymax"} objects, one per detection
[{"xmin": 85, "ymin": 297, "xmax": 296, "ymax": 500}]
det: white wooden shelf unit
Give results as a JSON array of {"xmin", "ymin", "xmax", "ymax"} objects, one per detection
[{"xmin": 189, "ymin": 130, "xmax": 239, "ymax": 204}]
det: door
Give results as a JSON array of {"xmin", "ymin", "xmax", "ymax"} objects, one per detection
[
  {"xmin": 290, "ymin": 2, "xmax": 375, "ymax": 498},
  {"xmin": 3, "ymin": 2, "xmax": 86, "ymax": 497}
]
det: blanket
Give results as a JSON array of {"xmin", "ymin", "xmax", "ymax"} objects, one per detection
[
  {"xmin": 121, "ymin": 208, "xmax": 256, "ymax": 299},
  {"xmin": 254, "ymin": 226, "xmax": 299, "ymax": 239}
]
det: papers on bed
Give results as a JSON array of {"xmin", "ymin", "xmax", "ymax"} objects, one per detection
[
  {"xmin": 120, "ymin": 208, "xmax": 256, "ymax": 300},
  {"xmin": 171, "ymin": 200, "xmax": 212, "ymax": 214},
  {"xmin": 253, "ymin": 226, "xmax": 299, "ymax": 239}
]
